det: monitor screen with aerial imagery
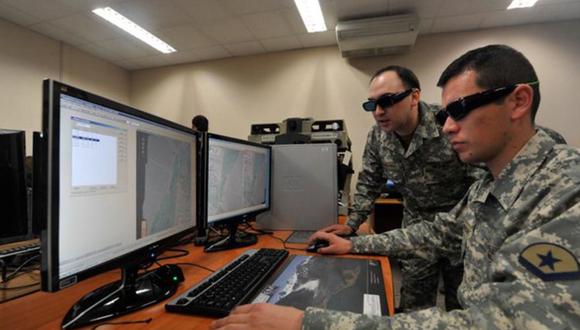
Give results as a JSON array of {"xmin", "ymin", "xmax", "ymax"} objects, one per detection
[{"xmin": 207, "ymin": 135, "xmax": 270, "ymax": 224}]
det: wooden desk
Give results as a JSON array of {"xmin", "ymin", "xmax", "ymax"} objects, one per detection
[{"xmin": 0, "ymin": 232, "xmax": 394, "ymax": 330}]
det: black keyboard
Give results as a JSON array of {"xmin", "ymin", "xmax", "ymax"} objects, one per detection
[
  {"xmin": 0, "ymin": 240, "xmax": 40, "ymax": 259},
  {"xmin": 166, "ymin": 248, "xmax": 288, "ymax": 317}
]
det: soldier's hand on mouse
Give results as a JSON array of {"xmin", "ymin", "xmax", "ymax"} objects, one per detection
[{"xmin": 307, "ymin": 231, "xmax": 352, "ymax": 255}]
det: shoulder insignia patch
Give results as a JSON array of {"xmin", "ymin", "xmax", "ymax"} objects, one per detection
[{"xmin": 519, "ymin": 243, "xmax": 580, "ymax": 281}]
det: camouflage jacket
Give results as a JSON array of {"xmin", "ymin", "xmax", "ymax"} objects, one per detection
[
  {"xmin": 303, "ymin": 130, "xmax": 580, "ymax": 329},
  {"xmin": 537, "ymin": 125, "xmax": 567, "ymax": 144},
  {"xmin": 346, "ymin": 102, "xmax": 482, "ymax": 230}
]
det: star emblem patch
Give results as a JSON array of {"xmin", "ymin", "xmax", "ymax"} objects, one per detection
[{"xmin": 519, "ymin": 243, "xmax": 580, "ymax": 281}]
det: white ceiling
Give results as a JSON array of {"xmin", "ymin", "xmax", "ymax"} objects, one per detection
[{"xmin": 1, "ymin": 0, "xmax": 579, "ymax": 70}]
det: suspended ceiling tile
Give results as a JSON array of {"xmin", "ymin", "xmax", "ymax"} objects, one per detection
[
  {"xmin": 224, "ymin": 40, "xmax": 265, "ymax": 56},
  {"xmin": 418, "ymin": 17, "xmax": 434, "ymax": 34},
  {"xmin": 28, "ymin": 21, "xmax": 91, "ymax": 46},
  {"xmin": 431, "ymin": 13, "xmax": 486, "ymax": 34},
  {"xmin": 0, "ymin": 2, "xmax": 39, "ymax": 26},
  {"xmin": 51, "ymin": 13, "xmax": 125, "ymax": 42},
  {"xmin": 95, "ymin": 37, "xmax": 159, "ymax": 60},
  {"xmin": 171, "ymin": 0, "xmax": 231, "ymax": 25},
  {"xmin": 191, "ymin": 45, "xmax": 232, "ymax": 61},
  {"xmin": 0, "ymin": 0, "xmax": 78, "ymax": 21},
  {"xmin": 480, "ymin": 8, "xmax": 540, "ymax": 29},
  {"xmin": 162, "ymin": 49, "xmax": 201, "ymax": 66},
  {"xmin": 219, "ymin": 0, "xmax": 292, "ymax": 15},
  {"xmin": 200, "ymin": 18, "xmax": 256, "ymax": 44},
  {"xmin": 159, "ymin": 24, "xmax": 216, "ymax": 50},
  {"xmin": 114, "ymin": 0, "xmax": 191, "ymax": 30},
  {"xmin": 297, "ymin": 30, "xmax": 337, "ymax": 48},
  {"xmin": 260, "ymin": 35, "xmax": 303, "ymax": 52},
  {"xmin": 242, "ymin": 11, "xmax": 294, "ymax": 39}
]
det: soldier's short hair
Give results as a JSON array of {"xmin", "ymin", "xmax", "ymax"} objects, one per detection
[
  {"xmin": 371, "ymin": 65, "xmax": 421, "ymax": 91},
  {"xmin": 437, "ymin": 44, "xmax": 541, "ymax": 121}
]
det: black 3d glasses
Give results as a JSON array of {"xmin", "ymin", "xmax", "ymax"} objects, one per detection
[
  {"xmin": 362, "ymin": 89, "xmax": 414, "ymax": 112},
  {"xmin": 436, "ymin": 81, "xmax": 539, "ymax": 125}
]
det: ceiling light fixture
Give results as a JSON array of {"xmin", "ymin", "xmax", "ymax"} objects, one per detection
[
  {"xmin": 294, "ymin": 0, "xmax": 327, "ymax": 33},
  {"xmin": 92, "ymin": 7, "xmax": 176, "ymax": 54},
  {"xmin": 507, "ymin": 0, "xmax": 539, "ymax": 10}
]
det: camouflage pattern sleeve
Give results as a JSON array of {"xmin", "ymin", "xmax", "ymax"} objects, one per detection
[
  {"xmin": 346, "ymin": 128, "xmax": 386, "ymax": 231},
  {"xmin": 349, "ymin": 195, "xmax": 467, "ymax": 262}
]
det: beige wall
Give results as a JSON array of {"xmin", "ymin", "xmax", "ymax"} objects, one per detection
[
  {"xmin": 2, "ymin": 16, "xmax": 578, "ymax": 172},
  {"xmin": 0, "ymin": 18, "xmax": 130, "ymax": 152},
  {"xmin": 131, "ymin": 19, "xmax": 580, "ymax": 182}
]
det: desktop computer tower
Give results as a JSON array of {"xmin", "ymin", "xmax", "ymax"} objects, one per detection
[
  {"xmin": 0, "ymin": 129, "xmax": 29, "ymax": 244},
  {"xmin": 256, "ymin": 143, "xmax": 338, "ymax": 230}
]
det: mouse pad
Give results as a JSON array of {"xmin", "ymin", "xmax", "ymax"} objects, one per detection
[
  {"xmin": 285, "ymin": 231, "xmax": 316, "ymax": 244},
  {"xmin": 252, "ymin": 255, "xmax": 388, "ymax": 316}
]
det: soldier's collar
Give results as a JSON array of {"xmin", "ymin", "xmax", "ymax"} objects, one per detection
[
  {"xmin": 489, "ymin": 130, "xmax": 556, "ymax": 210},
  {"xmin": 413, "ymin": 102, "xmax": 441, "ymax": 140}
]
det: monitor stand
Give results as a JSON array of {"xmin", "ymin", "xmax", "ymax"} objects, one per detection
[
  {"xmin": 204, "ymin": 222, "xmax": 257, "ymax": 252},
  {"xmin": 61, "ymin": 263, "xmax": 182, "ymax": 329}
]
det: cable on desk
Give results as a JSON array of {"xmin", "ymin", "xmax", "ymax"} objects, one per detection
[
  {"xmin": 240, "ymin": 222, "xmax": 272, "ymax": 235},
  {"xmin": 151, "ymin": 248, "xmax": 215, "ymax": 273},
  {"xmin": 3, "ymin": 266, "xmax": 40, "ymax": 282},
  {"xmin": 152, "ymin": 260, "xmax": 214, "ymax": 273},
  {"xmin": 91, "ymin": 317, "xmax": 152, "ymax": 329},
  {"xmin": 156, "ymin": 248, "xmax": 189, "ymax": 261},
  {"xmin": 2, "ymin": 254, "xmax": 40, "ymax": 283},
  {"xmin": 243, "ymin": 223, "xmax": 308, "ymax": 251}
]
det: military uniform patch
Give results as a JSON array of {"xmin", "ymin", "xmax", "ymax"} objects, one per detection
[{"xmin": 519, "ymin": 243, "xmax": 580, "ymax": 281}]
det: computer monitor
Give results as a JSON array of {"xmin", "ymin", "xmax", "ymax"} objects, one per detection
[
  {"xmin": 203, "ymin": 133, "xmax": 271, "ymax": 252},
  {"xmin": 41, "ymin": 80, "xmax": 197, "ymax": 329},
  {"xmin": 0, "ymin": 129, "xmax": 29, "ymax": 244}
]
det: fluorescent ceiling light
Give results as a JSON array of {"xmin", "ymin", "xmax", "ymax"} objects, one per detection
[
  {"xmin": 92, "ymin": 7, "xmax": 176, "ymax": 54},
  {"xmin": 294, "ymin": 0, "xmax": 327, "ymax": 33},
  {"xmin": 507, "ymin": 0, "xmax": 539, "ymax": 10}
]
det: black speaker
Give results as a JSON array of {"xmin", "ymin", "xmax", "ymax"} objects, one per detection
[
  {"xmin": 0, "ymin": 129, "xmax": 29, "ymax": 244},
  {"xmin": 285, "ymin": 118, "xmax": 304, "ymax": 133}
]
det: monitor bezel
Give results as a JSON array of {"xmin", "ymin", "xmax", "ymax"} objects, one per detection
[
  {"xmin": 204, "ymin": 133, "xmax": 272, "ymax": 228},
  {"xmin": 41, "ymin": 79, "xmax": 198, "ymax": 292}
]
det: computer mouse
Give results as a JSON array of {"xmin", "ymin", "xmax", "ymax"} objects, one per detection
[
  {"xmin": 156, "ymin": 264, "xmax": 185, "ymax": 285},
  {"xmin": 306, "ymin": 239, "xmax": 330, "ymax": 253}
]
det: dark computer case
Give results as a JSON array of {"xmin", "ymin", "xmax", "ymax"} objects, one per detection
[{"xmin": 0, "ymin": 129, "xmax": 29, "ymax": 244}]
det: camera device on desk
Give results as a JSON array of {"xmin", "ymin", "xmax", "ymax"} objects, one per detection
[{"xmin": 248, "ymin": 118, "xmax": 354, "ymax": 216}]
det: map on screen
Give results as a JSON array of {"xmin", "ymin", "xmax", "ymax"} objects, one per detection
[
  {"xmin": 138, "ymin": 131, "xmax": 192, "ymax": 237},
  {"xmin": 207, "ymin": 141, "xmax": 268, "ymax": 222}
]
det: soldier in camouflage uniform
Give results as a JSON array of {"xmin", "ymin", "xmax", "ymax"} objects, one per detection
[
  {"xmin": 537, "ymin": 125, "xmax": 567, "ymax": 144},
  {"xmin": 211, "ymin": 45, "xmax": 580, "ymax": 330},
  {"xmin": 317, "ymin": 65, "xmax": 482, "ymax": 312}
]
